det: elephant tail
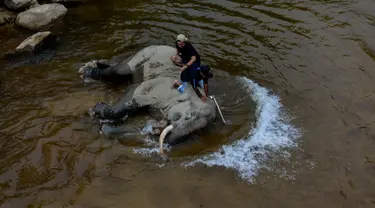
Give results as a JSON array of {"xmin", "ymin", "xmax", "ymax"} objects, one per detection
[{"xmin": 159, "ymin": 124, "xmax": 174, "ymax": 154}]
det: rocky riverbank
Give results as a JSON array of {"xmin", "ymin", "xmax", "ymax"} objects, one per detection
[{"xmin": 1, "ymin": 0, "xmax": 86, "ymax": 57}]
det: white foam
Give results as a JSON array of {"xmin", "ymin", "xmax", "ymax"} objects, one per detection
[
  {"xmin": 139, "ymin": 120, "xmax": 154, "ymax": 135},
  {"xmin": 132, "ymin": 121, "xmax": 172, "ymax": 155},
  {"xmin": 183, "ymin": 77, "xmax": 302, "ymax": 182},
  {"xmin": 132, "ymin": 141, "xmax": 171, "ymax": 156}
]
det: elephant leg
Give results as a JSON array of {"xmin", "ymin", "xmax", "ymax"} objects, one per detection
[
  {"xmin": 83, "ymin": 66, "xmax": 129, "ymax": 82},
  {"xmin": 82, "ymin": 60, "xmax": 134, "ymax": 84},
  {"xmin": 92, "ymin": 99, "xmax": 143, "ymax": 120},
  {"xmin": 96, "ymin": 61, "xmax": 112, "ymax": 69},
  {"xmin": 101, "ymin": 123, "xmax": 140, "ymax": 136}
]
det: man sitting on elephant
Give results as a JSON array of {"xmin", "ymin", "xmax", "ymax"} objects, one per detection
[{"xmin": 170, "ymin": 34, "xmax": 211, "ymax": 102}]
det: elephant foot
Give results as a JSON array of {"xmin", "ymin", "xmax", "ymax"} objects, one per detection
[
  {"xmin": 82, "ymin": 67, "xmax": 101, "ymax": 80},
  {"xmin": 96, "ymin": 60, "xmax": 112, "ymax": 69},
  {"xmin": 79, "ymin": 59, "xmax": 115, "ymax": 82},
  {"xmin": 90, "ymin": 102, "xmax": 110, "ymax": 118}
]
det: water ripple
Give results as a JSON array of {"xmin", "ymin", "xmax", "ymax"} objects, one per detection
[{"xmin": 1, "ymin": 0, "xmax": 375, "ymax": 206}]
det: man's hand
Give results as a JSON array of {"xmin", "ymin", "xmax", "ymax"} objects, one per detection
[
  {"xmin": 201, "ymin": 95, "xmax": 207, "ymax": 102},
  {"xmin": 180, "ymin": 65, "xmax": 188, "ymax": 72}
]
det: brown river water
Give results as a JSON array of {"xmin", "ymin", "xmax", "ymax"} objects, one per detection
[{"xmin": 1, "ymin": 0, "xmax": 375, "ymax": 207}]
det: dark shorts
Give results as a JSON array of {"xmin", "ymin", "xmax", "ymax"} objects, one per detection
[{"xmin": 180, "ymin": 63, "xmax": 202, "ymax": 88}]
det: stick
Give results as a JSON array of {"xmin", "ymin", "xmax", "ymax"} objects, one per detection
[{"xmin": 209, "ymin": 95, "xmax": 227, "ymax": 125}]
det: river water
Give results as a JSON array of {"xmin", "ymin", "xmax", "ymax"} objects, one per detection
[{"xmin": 1, "ymin": 0, "xmax": 375, "ymax": 207}]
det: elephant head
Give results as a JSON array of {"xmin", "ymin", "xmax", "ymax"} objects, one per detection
[{"xmin": 159, "ymin": 98, "xmax": 216, "ymax": 153}]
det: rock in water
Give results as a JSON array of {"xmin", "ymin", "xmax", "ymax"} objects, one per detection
[
  {"xmin": 15, "ymin": 31, "xmax": 55, "ymax": 53},
  {"xmin": 0, "ymin": 8, "xmax": 15, "ymax": 25},
  {"xmin": 15, "ymin": 3, "xmax": 67, "ymax": 31},
  {"xmin": 4, "ymin": 0, "xmax": 34, "ymax": 10}
]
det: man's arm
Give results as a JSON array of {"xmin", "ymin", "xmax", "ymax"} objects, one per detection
[
  {"xmin": 186, "ymin": 56, "xmax": 196, "ymax": 67},
  {"xmin": 203, "ymin": 78, "xmax": 209, "ymax": 97},
  {"xmin": 182, "ymin": 44, "xmax": 198, "ymax": 68},
  {"xmin": 194, "ymin": 87, "xmax": 207, "ymax": 102},
  {"xmin": 192, "ymin": 80, "xmax": 207, "ymax": 102},
  {"xmin": 180, "ymin": 55, "xmax": 196, "ymax": 71}
]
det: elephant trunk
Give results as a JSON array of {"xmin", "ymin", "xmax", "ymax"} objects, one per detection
[{"xmin": 159, "ymin": 124, "xmax": 174, "ymax": 154}]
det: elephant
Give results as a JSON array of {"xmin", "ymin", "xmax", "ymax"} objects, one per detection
[{"xmin": 79, "ymin": 45, "xmax": 218, "ymax": 153}]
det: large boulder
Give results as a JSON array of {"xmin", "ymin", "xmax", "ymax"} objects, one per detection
[
  {"xmin": 4, "ymin": 0, "xmax": 38, "ymax": 11},
  {"xmin": 0, "ymin": 7, "xmax": 15, "ymax": 24},
  {"xmin": 15, "ymin": 3, "xmax": 67, "ymax": 31}
]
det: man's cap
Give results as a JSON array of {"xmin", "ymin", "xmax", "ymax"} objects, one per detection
[{"xmin": 176, "ymin": 34, "xmax": 188, "ymax": 42}]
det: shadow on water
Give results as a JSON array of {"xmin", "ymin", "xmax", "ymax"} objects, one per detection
[{"xmin": 1, "ymin": 0, "xmax": 375, "ymax": 207}]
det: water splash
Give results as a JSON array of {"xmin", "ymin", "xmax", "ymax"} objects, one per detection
[
  {"xmin": 132, "ymin": 139, "xmax": 171, "ymax": 156},
  {"xmin": 139, "ymin": 120, "xmax": 154, "ymax": 135},
  {"xmin": 183, "ymin": 77, "xmax": 302, "ymax": 182},
  {"xmin": 132, "ymin": 121, "xmax": 172, "ymax": 156}
]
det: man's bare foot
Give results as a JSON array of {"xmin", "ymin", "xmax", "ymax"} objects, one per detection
[{"xmin": 172, "ymin": 80, "xmax": 181, "ymax": 88}]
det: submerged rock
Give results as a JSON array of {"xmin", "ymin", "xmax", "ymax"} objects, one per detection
[
  {"xmin": 15, "ymin": 31, "xmax": 55, "ymax": 53},
  {"xmin": 1, "ymin": 31, "xmax": 56, "ymax": 60},
  {"xmin": 15, "ymin": 3, "xmax": 67, "ymax": 31},
  {"xmin": 4, "ymin": 0, "xmax": 38, "ymax": 11},
  {"xmin": 0, "ymin": 7, "xmax": 15, "ymax": 25}
]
